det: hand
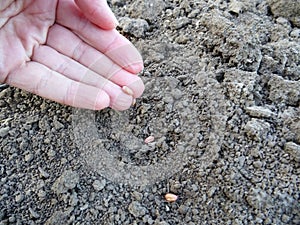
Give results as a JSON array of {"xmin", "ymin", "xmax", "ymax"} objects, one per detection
[{"xmin": 0, "ymin": 0, "xmax": 144, "ymax": 110}]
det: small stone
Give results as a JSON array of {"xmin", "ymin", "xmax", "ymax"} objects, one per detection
[
  {"xmin": 45, "ymin": 210, "xmax": 70, "ymax": 225},
  {"xmin": 8, "ymin": 216, "xmax": 16, "ymax": 223},
  {"xmin": 24, "ymin": 153, "xmax": 34, "ymax": 162},
  {"xmin": 52, "ymin": 170, "xmax": 79, "ymax": 194},
  {"xmin": 47, "ymin": 149, "xmax": 56, "ymax": 157},
  {"xmin": 44, "ymin": 138, "xmax": 51, "ymax": 144},
  {"xmin": 155, "ymin": 221, "xmax": 169, "ymax": 225},
  {"xmin": 245, "ymin": 106, "xmax": 276, "ymax": 118},
  {"xmin": 244, "ymin": 119, "xmax": 271, "ymax": 141},
  {"xmin": 0, "ymin": 126, "xmax": 10, "ymax": 138},
  {"xmin": 70, "ymin": 192, "xmax": 78, "ymax": 206},
  {"xmin": 178, "ymin": 205, "xmax": 189, "ymax": 214},
  {"xmin": 80, "ymin": 203, "xmax": 89, "ymax": 211},
  {"xmin": 229, "ymin": 0, "xmax": 244, "ymax": 14},
  {"xmin": 253, "ymin": 161, "xmax": 263, "ymax": 168},
  {"xmin": 282, "ymin": 214, "xmax": 291, "ymax": 223},
  {"xmin": 267, "ymin": 0, "xmax": 300, "ymax": 26},
  {"xmin": 92, "ymin": 179, "xmax": 106, "ymax": 191},
  {"xmin": 111, "ymin": 0, "xmax": 125, "ymax": 7},
  {"xmin": 175, "ymin": 34, "xmax": 190, "ymax": 44},
  {"xmin": 268, "ymin": 75, "xmax": 300, "ymax": 106},
  {"xmin": 132, "ymin": 191, "xmax": 143, "ymax": 201},
  {"xmin": 171, "ymin": 89, "xmax": 183, "ymax": 100},
  {"xmin": 128, "ymin": 201, "xmax": 146, "ymax": 218},
  {"xmin": 246, "ymin": 188, "xmax": 269, "ymax": 209},
  {"xmin": 119, "ymin": 17, "xmax": 149, "ymax": 38},
  {"xmin": 38, "ymin": 167, "xmax": 50, "ymax": 178},
  {"xmin": 188, "ymin": 9, "xmax": 200, "ymax": 18},
  {"xmin": 37, "ymin": 190, "xmax": 47, "ymax": 199},
  {"xmin": 290, "ymin": 28, "xmax": 300, "ymax": 38},
  {"xmin": 29, "ymin": 207, "xmax": 40, "ymax": 218},
  {"xmin": 53, "ymin": 120, "xmax": 64, "ymax": 130},
  {"xmin": 15, "ymin": 193, "xmax": 24, "ymax": 203},
  {"xmin": 284, "ymin": 142, "xmax": 300, "ymax": 162},
  {"xmin": 207, "ymin": 187, "xmax": 217, "ymax": 197},
  {"xmin": 170, "ymin": 17, "xmax": 191, "ymax": 29}
]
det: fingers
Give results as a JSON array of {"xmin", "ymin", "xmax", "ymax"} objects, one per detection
[
  {"xmin": 46, "ymin": 24, "xmax": 144, "ymax": 98},
  {"xmin": 6, "ymin": 62, "xmax": 110, "ymax": 110},
  {"xmin": 32, "ymin": 45, "xmax": 134, "ymax": 110},
  {"xmin": 74, "ymin": 0, "xmax": 118, "ymax": 30},
  {"xmin": 56, "ymin": 0, "xmax": 143, "ymax": 74}
]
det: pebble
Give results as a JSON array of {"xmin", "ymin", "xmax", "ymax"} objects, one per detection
[
  {"xmin": 128, "ymin": 201, "xmax": 146, "ymax": 218},
  {"xmin": 245, "ymin": 106, "xmax": 276, "ymax": 119},
  {"xmin": 178, "ymin": 205, "xmax": 189, "ymax": 214},
  {"xmin": 132, "ymin": 191, "xmax": 143, "ymax": 201},
  {"xmin": 92, "ymin": 179, "xmax": 106, "ymax": 192},
  {"xmin": 29, "ymin": 207, "xmax": 40, "ymax": 218},
  {"xmin": 0, "ymin": 126, "xmax": 10, "ymax": 138},
  {"xmin": 24, "ymin": 153, "xmax": 34, "ymax": 162},
  {"xmin": 244, "ymin": 119, "xmax": 271, "ymax": 141},
  {"xmin": 170, "ymin": 17, "xmax": 191, "ymax": 29},
  {"xmin": 38, "ymin": 167, "xmax": 50, "ymax": 178},
  {"xmin": 155, "ymin": 222, "xmax": 170, "ymax": 225},
  {"xmin": 80, "ymin": 203, "xmax": 89, "ymax": 211},
  {"xmin": 229, "ymin": 0, "xmax": 244, "ymax": 14},
  {"xmin": 246, "ymin": 188, "xmax": 269, "ymax": 209},
  {"xmin": 119, "ymin": 17, "xmax": 149, "ymax": 38},
  {"xmin": 284, "ymin": 142, "xmax": 300, "ymax": 162},
  {"xmin": 8, "ymin": 216, "xmax": 16, "ymax": 223},
  {"xmin": 290, "ymin": 28, "xmax": 300, "ymax": 38},
  {"xmin": 37, "ymin": 190, "xmax": 47, "ymax": 199},
  {"xmin": 52, "ymin": 170, "xmax": 79, "ymax": 194},
  {"xmin": 53, "ymin": 120, "xmax": 64, "ymax": 130},
  {"xmin": 15, "ymin": 193, "xmax": 24, "ymax": 203},
  {"xmin": 253, "ymin": 160, "xmax": 263, "ymax": 168},
  {"xmin": 268, "ymin": 75, "xmax": 300, "ymax": 106}
]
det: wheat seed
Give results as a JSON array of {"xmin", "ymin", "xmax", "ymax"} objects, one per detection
[
  {"xmin": 165, "ymin": 193, "xmax": 178, "ymax": 202},
  {"xmin": 144, "ymin": 136, "xmax": 155, "ymax": 143}
]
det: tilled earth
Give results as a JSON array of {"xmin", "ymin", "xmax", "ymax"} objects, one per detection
[{"xmin": 0, "ymin": 0, "xmax": 299, "ymax": 224}]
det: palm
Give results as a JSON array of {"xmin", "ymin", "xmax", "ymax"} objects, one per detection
[{"xmin": 0, "ymin": 0, "xmax": 144, "ymax": 110}]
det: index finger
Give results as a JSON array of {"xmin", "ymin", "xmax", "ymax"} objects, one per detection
[{"xmin": 56, "ymin": 0, "xmax": 144, "ymax": 74}]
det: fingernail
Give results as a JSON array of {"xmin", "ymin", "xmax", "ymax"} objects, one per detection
[{"xmin": 122, "ymin": 86, "xmax": 134, "ymax": 96}]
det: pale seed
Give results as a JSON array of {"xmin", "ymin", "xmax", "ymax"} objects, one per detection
[
  {"xmin": 122, "ymin": 86, "xmax": 134, "ymax": 96},
  {"xmin": 132, "ymin": 98, "xmax": 136, "ymax": 106},
  {"xmin": 144, "ymin": 136, "xmax": 155, "ymax": 144},
  {"xmin": 165, "ymin": 193, "xmax": 178, "ymax": 202}
]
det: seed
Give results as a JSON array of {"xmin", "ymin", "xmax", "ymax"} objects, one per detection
[
  {"xmin": 132, "ymin": 98, "xmax": 136, "ymax": 106},
  {"xmin": 144, "ymin": 136, "xmax": 155, "ymax": 144},
  {"xmin": 122, "ymin": 86, "xmax": 134, "ymax": 96},
  {"xmin": 165, "ymin": 193, "xmax": 178, "ymax": 202}
]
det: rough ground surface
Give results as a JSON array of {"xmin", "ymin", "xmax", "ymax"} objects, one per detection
[{"xmin": 0, "ymin": 0, "xmax": 299, "ymax": 224}]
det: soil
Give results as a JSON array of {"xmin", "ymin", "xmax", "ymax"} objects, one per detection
[{"xmin": 0, "ymin": 0, "xmax": 299, "ymax": 224}]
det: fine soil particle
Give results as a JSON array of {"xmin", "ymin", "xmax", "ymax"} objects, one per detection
[{"xmin": 1, "ymin": 0, "xmax": 299, "ymax": 224}]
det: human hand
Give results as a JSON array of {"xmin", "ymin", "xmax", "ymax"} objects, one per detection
[{"xmin": 0, "ymin": 0, "xmax": 144, "ymax": 110}]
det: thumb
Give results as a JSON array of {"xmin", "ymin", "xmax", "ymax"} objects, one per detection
[{"xmin": 74, "ymin": 0, "xmax": 119, "ymax": 30}]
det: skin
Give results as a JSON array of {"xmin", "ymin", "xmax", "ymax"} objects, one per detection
[{"xmin": 0, "ymin": 0, "xmax": 145, "ymax": 110}]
